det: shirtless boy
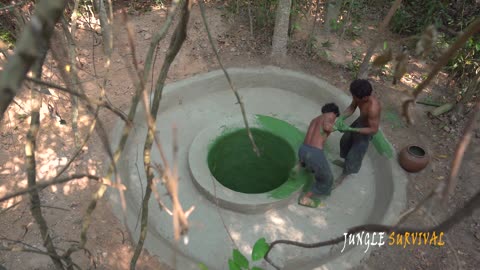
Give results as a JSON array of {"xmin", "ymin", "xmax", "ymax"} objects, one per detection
[
  {"xmin": 298, "ymin": 103, "xmax": 339, "ymax": 208},
  {"xmin": 335, "ymin": 79, "xmax": 381, "ymax": 186}
]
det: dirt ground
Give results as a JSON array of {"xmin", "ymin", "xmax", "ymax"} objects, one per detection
[{"xmin": 1, "ymin": 1, "xmax": 479, "ymax": 269}]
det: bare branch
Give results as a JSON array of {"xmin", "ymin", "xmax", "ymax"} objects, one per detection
[
  {"xmin": 357, "ymin": 0, "xmax": 402, "ymax": 79},
  {"xmin": 247, "ymin": 0, "xmax": 253, "ymax": 36},
  {"xmin": 131, "ymin": 1, "xmax": 191, "ymax": 268},
  {"xmin": 53, "ymin": 109, "xmax": 99, "ymax": 179},
  {"xmin": 0, "ymin": 201, "xmax": 22, "ymax": 216},
  {"xmin": 198, "ymin": 0, "xmax": 260, "ymax": 156},
  {"xmin": 395, "ymin": 190, "xmax": 436, "ymax": 225},
  {"xmin": 62, "ymin": 0, "xmax": 81, "ymax": 147},
  {"xmin": 0, "ymin": 0, "xmax": 67, "ymax": 121},
  {"xmin": 0, "ymin": 246, "xmax": 64, "ymax": 260},
  {"xmin": 25, "ymin": 44, "xmax": 64, "ymax": 270},
  {"xmin": 0, "ymin": 174, "xmax": 117, "ymax": 204},
  {"xmin": 25, "ymin": 76, "xmax": 130, "ymax": 124}
]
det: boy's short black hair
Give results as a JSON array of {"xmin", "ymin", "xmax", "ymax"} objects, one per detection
[
  {"xmin": 321, "ymin": 103, "xmax": 340, "ymax": 117},
  {"xmin": 350, "ymin": 79, "xmax": 373, "ymax": 98}
]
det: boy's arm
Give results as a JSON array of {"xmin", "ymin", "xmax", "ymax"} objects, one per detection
[{"xmin": 340, "ymin": 99, "xmax": 357, "ymax": 120}]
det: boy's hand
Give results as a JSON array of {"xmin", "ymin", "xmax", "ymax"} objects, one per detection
[
  {"xmin": 334, "ymin": 118, "xmax": 359, "ymax": 133},
  {"xmin": 334, "ymin": 118, "xmax": 349, "ymax": 132}
]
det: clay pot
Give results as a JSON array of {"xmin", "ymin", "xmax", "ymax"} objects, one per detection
[{"xmin": 398, "ymin": 145, "xmax": 430, "ymax": 173}]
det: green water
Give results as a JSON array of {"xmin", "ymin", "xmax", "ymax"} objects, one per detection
[{"xmin": 207, "ymin": 128, "xmax": 296, "ymax": 194}]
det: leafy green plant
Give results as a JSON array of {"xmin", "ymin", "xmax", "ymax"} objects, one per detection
[
  {"xmin": 198, "ymin": 238, "xmax": 270, "ymax": 270},
  {"xmin": 329, "ymin": 19, "xmax": 342, "ymax": 32},
  {"xmin": 251, "ymin": 238, "xmax": 269, "ymax": 261},
  {"xmin": 0, "ymin": 31, "xmax": 14, "ymax": 46},
  {"xmin": 226, "ymin": 247, "xmax": 265, "ymax": 270},
  {"xmin": 446, "ymin": 36, "xmax": 480, "ymax": 83},
  {"xmin": 390, "ymin": 0, "xmax": 447, "ymax": 35}
]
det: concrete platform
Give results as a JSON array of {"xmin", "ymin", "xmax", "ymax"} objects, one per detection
[{"xmin": 108, "ymin": 67, "xmax": 408, "ymax": 270}]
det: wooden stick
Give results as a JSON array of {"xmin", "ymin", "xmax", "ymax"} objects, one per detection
[
  {"xmin": 416, "ymin": 99, "xmax": 443, "ymax": 107},
  {"xmin": 428, "ymin": 103, "xmax": 454, "ymax": 117}
]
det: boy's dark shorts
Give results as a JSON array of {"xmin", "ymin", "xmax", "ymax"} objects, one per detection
[{"xmin": 298, "ymin": 144, "xmax": 333, "ymax": 195}]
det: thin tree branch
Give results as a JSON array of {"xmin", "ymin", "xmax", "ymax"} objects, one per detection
[
  {"xmin": 357, "ymin": 0, "xmax": 402, "ymax": 79},
  {"xmin": 0, "ymin": 201, "xmax": 22, "ymax": 216},
  {"xmin": 0, "ymin": 0, "xmax": 67, "ymax": 121},
  {"xmin": 49, "ymin": 28, "xmax": 118, "ymax": 193},
  {"xmin": 145, "ymin": 0, "xmax": 182, "ymax": 104},
  {"xmin": 198, "ymin": 0, "xmax": 260, "ymax": 156},
  {"xmin": 25, "ymin": 43, "xmax": 64, "ymax": 270},
  {"xmin": 63, "ymin": 0, "xmax": 81, "ymax": 147},
  {"xmin": 395, "ymin": 189, "xmax": 436, "ymax": 225},
  {"xmin": 25, "ymin": 76, "xmax": 130, "ymax": 124},
  {"xmin": 247, "ymin": 0, "xmax": 253, "ymax": 36},
  {"xmin": 0, "ymin": 246, "xmax": 64, "ymax": 260},
  {"xmin": 80, "ymin": 2, "xmax": 182, "ymax": 255},
  {"xmin": 0, "ymin": 174, "xmax": 119, "ymax": 204},
  {"xmin": 52, "ymin": 109, "xmax": 99, "ymax": 179},
  {"xmin": 130, "ymin": 1, "xmax": 191, "ymax": 268}
]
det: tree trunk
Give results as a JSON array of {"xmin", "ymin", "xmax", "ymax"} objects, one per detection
[{"xmin": 271, "ymin": 0, "xmax": 292, "ymax": 60}]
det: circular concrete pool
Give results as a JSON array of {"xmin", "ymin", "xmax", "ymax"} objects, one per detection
[
  {"xmin": 208, "ymin": 128, "xmax": 295, "ymax": 194},
  {"xmin": 108, "ymin": 67, "xmax": 408, "ymax": 270}
]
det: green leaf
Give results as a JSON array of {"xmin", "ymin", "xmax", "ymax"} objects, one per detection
[
  {"xmin": 228, "ymin": 259, "xmax": 241, "ymax": 270},
  {"xmin": 232, "ymin": 249, "xmax": 249, "ymax": 269},
  {"xmin": 251, "ymin": 238, "xmax": 270, "ymax": 261},
  {"xmin": 198, "ymin": 263, "xmax": 209, "ymax": 270},
  {"xmin": 383, "ymin": 41, "xmax": 388, "ymax": 50},
  {"xmin": 251, "ymin": 267, "xmax": 266, "ymax": 270}
]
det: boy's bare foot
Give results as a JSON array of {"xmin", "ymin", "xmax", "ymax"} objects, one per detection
[
  {"xmin": 299, "ymin": 191, "xmax": 314, "ymax": 204},
  {"xmin": 298, "ymin": 192, "xmax": 322, "ymax": 208},
  {"xmin": 333, "ymin": 174, "xmax": 348, "ymax": 189}
]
